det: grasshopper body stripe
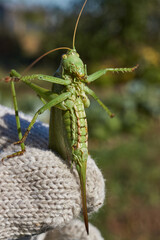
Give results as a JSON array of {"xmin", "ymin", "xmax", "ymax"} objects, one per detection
[{"xmin": 48, "ymin": 68, "xmax": 90, "ymax": 233}]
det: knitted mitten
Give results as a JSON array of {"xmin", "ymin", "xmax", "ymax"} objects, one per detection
[
  {"xmin": 0, "ymin": 105, "xmax": 105, "ymax": 240},
  {"xmin": 31, "ymin": 220, "xmax": 104, "ymax": 240}
]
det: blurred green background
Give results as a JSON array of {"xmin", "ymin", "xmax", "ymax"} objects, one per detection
[{"xmin": 0, "ymin": 0, "xmax": 160, "ymax": 239}]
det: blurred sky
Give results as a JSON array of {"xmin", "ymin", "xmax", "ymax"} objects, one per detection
[{"xmin": 2, "ymin": 0, "xmax": 77, "ymax": 9}]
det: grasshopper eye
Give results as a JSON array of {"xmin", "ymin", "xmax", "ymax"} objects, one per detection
[{"xmin": 62, "ymin": 54, "xmax": 67, "ymax": 59}]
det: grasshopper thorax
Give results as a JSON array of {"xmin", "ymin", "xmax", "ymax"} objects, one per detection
[{"xmin": 61, "ymin": 49, "xmax": 87, "ymax": 81}]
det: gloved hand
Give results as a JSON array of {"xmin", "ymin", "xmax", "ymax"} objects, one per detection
[
  {"xmin": 0, "ymin": 105, "xmax": 105, "ymax": 240},
  {"xmin": 30, "ymin": 220, "xmax": 104, "ymax": 240}
]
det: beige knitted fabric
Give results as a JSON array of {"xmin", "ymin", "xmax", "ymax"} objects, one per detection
[
  {"xmin": 0, "ymin": 105, "xmax": 105, "ymax": 240},
  {"xmin": 32, "ymin": 220, "xmax": 104, "ymax": 240}
]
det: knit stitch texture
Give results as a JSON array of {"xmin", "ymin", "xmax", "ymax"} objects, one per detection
[
  {"xmin": 33, "ymin": 220, "xmax": 105, "ymax": 240},
  {"xmin": 0, "ymin": 105, "xmax": 105, "ymax": 240}
]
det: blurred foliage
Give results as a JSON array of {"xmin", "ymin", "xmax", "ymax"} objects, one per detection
[
  {"xmin": 0, "ymin": 0, "xmax": 160, "ymax": 239},
  {"xmin": 90, "ymin": 127, "xmax": 160, "ymax": 240},
  {"xmin": 87, "ymin": 80, "xmax": 160, "ymax": 140}
]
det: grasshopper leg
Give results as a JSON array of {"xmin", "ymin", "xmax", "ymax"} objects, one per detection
[
  {"xmin": 1, "ymin": 81, "xmax": 26, "ymax": 162},
  {"xmin": 87, "ymin": 65, "xmax": 138, "ymax": 83},
  {"xmin": 1, "ymin": 150, "xmax": 26, "ymax": 163},
  {"xmin": 84, "ymin": 85, "xmax": 115, "ymax": 118},
  {"xmin": 14, "ymin": 92, "xmax": 71, "ymax": 145}
]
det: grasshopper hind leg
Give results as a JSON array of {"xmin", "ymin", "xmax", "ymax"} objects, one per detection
[
  {"xmin": 1, "ymin": 81, "xmax": 26, "ymax": 162},
  {"xmin": 1, "ymin": 149, "xmax": 26, "ymax": 163}
]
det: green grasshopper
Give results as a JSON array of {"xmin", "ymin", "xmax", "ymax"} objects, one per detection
[{"xmin": 1, "ymin": 0, "xmax": 138, "ymax": 234}]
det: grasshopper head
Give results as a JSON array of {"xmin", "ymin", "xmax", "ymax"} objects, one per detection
[{"xmin": 62, "ymin": 49, "xmax": 87, "ymax": 81}]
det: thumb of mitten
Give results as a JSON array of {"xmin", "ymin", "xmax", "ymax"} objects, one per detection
[{"xmin": 32, "ymin": 220, "xmax": 104, "ymax": 240}]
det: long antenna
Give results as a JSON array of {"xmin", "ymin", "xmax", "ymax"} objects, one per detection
[
  {"xmin": 72, "ymin": 0, "xmax": 88, "ymax": 49},
  {"xmin": 22, "ymin": 47, "xmax": 71, "ymax": 75}
]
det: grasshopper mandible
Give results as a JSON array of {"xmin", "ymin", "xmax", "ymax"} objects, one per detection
[{"xmin": 1, "ymin": 0, "xmax": 138, "ymax": 234}]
